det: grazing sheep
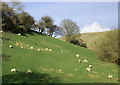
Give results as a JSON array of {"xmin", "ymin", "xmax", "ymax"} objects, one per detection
[
  {"xmin": 11, "ymin": 69, "xmax": 17, "ymax": 72},
  {"xmin": 59, "ymin": 69, "xmax": 62, "ymax": 72},
  {"xmin": 21, "ymin": 46, "xmax": 23, "ymax": 48},
  {"xmin": 61, "ymin": 50, "xmax": 63, "ymax": 52},
  {"xmin": 38, "ymin": 49, "xmax": 41, "ymax": 52},
  {"xmin": 15, "ymin": 43, "xmax": 19, "ymax": 46},
  {"xmin": 108, "ymin": 75, "xmax": 113, "ymax": 79},
  {"xmin": 76, "ymin": 69, "xmax": 78, "ymax": 71},
  {"xmin": 0, "ymin": 30, "xmax": 4, "ymax": 33},
  {"xmin": 83, "ymin": 59, "xmax": 88, "ymax": 63},
  {"xmin": 78, "ymin": 59, "xmax": 82, "ymax": 63},
  {"xmin": 49, "ymin": 49, "xmax": 52, "ymax": 51},
  {"xmin": 18, "ymin": 33, "xmax": 21, "ymax": 35},
  {"xmin": 31, "ymin": 46, "xmax": 33, "ymax": 49},
  {"xmin": 76, "ymin": 54, "xmax": 80, "ymax": 58},
  {"xmin": 26, "ymin": 70, "xmax": 32, "ymax": 74},
  {"xmin": 86, "ymin": 67, "xmax": 91, "ymax": 71},
  {"xmin": 9, "ymin": 45, "xmax": 13, "ymax": 48},
  {"xmin": 89, "ymin": 65, "xmax": 92, "ymax": 68},
  {"xmin": 46, "ymin": 48, "xmax": 48, "ymax": 50}
]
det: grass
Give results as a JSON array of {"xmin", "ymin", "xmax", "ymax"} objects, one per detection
[{"xmin": 2, "ymin": 31, "xmax": 119, "ymax": 83}]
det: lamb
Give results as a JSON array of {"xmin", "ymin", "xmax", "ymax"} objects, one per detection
[
  {"xmin": 21, "ymin": 46, "xmax": 23, "ymax": 48},
  {"xmin": 61, "ymin": 50, "xmax": 63, "ymax": 52},
  {"xmin": 26, "ymin": 70, "xmax": 32, "ymax": 74},
  {"xmin": 31, "ymin": 46, "xmax": 33, "ymax": 49},
  {"xmin": 108, "ymin": 75, "xmax": 113, "ymax": 79},
  {"xmin": 83, "ymin": 59, "xmax": 88, "ymax": 63},
  {"xmin": 46, "ymin": 48, "xmax": 48, "ymax": 50},
  {"xmin": 9, "ymin": 45, "xmax": 13, "ymax": 48},
  {"xmin": 18, "ymin": 33, "xmax": 21, "ymax": 36},
  {"xmin": 11, "ymin": 69, "xmax": 17, "ymax": 72},
  {"xmin": 86, "ymin": 67, "xmax": 91, "ymax": 71},
  {"xmin": 76, "ymin": 54, "xmax": 80, "ymax": 58},
  {"xmin": 0, "ymin": 30, "xmax": 4, "ymax": 33},
  {"xmin": 89, "ymin": 65, "xmax": 92, "ymax": 68},
  {"xmin": 15, "ymin": 43, "xmax": 19, "ymax": 46},
  {"xmin": 49, "ymin": 49, "xmax": 52, "ymax": 51},
  {"xmin": 59, "ymin": 69, "xmax": 62, "ymax": 72},
  {"xmin": 38, "ymin": 49, "xmax": 41, "ymax": 52},
  {"xmin": 78, "ymin": 59, "xmax": 82, "ymax": 63}
]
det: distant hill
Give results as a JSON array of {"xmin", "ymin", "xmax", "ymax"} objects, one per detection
[
  {"xmin": 59, "ymin": 31, "xmax": 111, "ymax": 51},
  {"xmin": 2, "ymin": 31, "xmax": 118, "ymax": 83}
]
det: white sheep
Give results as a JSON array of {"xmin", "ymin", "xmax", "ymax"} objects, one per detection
[
  {"xmin": 86, "ymin": 67, "xmax": 91, "ymax": 71},
  {"xmin": 26, "ymin": 70, "xmax": 32, "ymax": 74},
  {"xmin": 78, "ymin": 59, "xmax": 82, "ymax": 63},
  {"xmin": 59, "ymin": 69, "xmax": 62, "ymax": 72},
  {"xmin": 21, "ymin": 46, "xmax": 23, "ymax": 48},
  {"xmin": 89, "ymin": 65, "xmax": 92, "ymax": 68},
  {"xmin": 31, "ymin": 46, "xmax": 33, "ymax": 49},
  {"xmin": 83, "ymin": 59, "xmax": 88, "ymax": 63},
  {"xmin": 61, "ymin": 50, "xmax": 63, "ymax": 52},
  {"xmin": 108, "ymin": 75, "xmax": 113, "ymax": 79},
  {"xmin": 11, "ymin": 69, "xmax": 17, "ymax": 72},
  {"xmin": 9, "ymin": 45, "xmax": 13, "ymax": 48},
  {"xmin": 76, "ymin": 54, "xmax": 80, "ymax": 58},
  {"xmin": 18, "ymin": 33, "xmax": 21, "ymax": 35},
  {"xmin": 38, "ymin": 49, "xmax": 41, "ymax": 52},
  {"xmin": 49, "ymin": 49, "xmax": 52, "ymax": 51},
  {"xmin": 46, "ymin": 48, "xmax": 48, "ymax": 50},
  {"xmin": 15, "ymin": 43, "xmax": 19, "ymax": 46},
  {"xmin": 76, "ymin": 69, "xmax": 78, "ymax": 71},
  {"xmin": 0, "ymin": 30, "xmax": 4, "ymax": 33}
]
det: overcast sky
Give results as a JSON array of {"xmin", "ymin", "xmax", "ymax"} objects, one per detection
[{"xmin": 23, "ymin": 2, "xmax": 118, "ymax": 33}]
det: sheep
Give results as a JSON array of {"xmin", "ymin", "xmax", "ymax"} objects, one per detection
[
  {"xmin": 21, "ymin": 46, "xmax": 23, "ymax": 48},
  {"xmin": 31, "ymin": 46, "xmax": 33, "ymax": 49},
  {"xmin": 49, "ymin": 49, "xmax": 52, "ymax": 51},
  {"xmin": 18, "ymin": 33, "xmax": 21, "ymax": 36},
  {"xmin": 61, "ymin": 50, "xmax": 63, "ymax": 52},
  {"xmin": 46, "ymin": 48, "xmax": 48, "ymax": 50},
  {"xmin": 15, "ymin": 43, "xmax": 19, "ymax": 46},
  {"xmin": 0, "ymin": 30, "xmax": 4, "ymax": 33},
  {"xmin": 38, "ymin": 49, "xmax": 41, "ymax": 52},
  {"xmin": 76, "ymin": 54, "xmax": 80, "ymax": 58},
  {"xmin": 78, "ymin": 59, "xmax": 82, "ymax": 63},
  {"xmin": 89, "ymin": 65, "xmax": 92, "ymax": 68},
  {"xmin": 83, "ymin": 59, "xmax": 88, "ymax": 63},
  {"xmin": 108, "ymin": 75, "xmax": 113, "ymax": 79},
  {"xmin": 75, "ymin": 69, "xmax": 78, "ymax": 71},
  {"xmin": 11, "ymin": 69, "xmax": 17, "ymax": 72},
  {"xmin": 26, "ymin": 70, "xmax": 32, "ymax": 74},
  {"xmin": 9, "ymin": 45, "xmax": 13, "ymax": 48},
  {"xmin": 59, "ymin": 69, "xmax": 62, "ymax": 72},
  {"xmin": 86, "ymin": 67, "xmax": 91, "ymax": 71}
]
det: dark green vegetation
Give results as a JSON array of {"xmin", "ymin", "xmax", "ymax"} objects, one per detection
[{"xmin": 2, "ymin": 31, "xmax": 119, "ymax": 83}]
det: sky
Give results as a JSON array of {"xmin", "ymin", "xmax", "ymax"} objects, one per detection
[{"xmin": 23, "ymin": 2, "xmax": 118, "ymax": 33}]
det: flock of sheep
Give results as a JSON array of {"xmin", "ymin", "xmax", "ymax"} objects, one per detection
[{"xmin": 8, "ymin": 32, "xmax": 114, "ymax": 80}]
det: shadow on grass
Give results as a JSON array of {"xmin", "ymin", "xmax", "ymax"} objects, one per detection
[{"xmin": 2, "ymin": 72, "xmax": 60, "ymax": 83}]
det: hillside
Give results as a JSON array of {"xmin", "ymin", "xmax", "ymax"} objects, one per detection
[
  {"xmin": 59, "ymin": 31, "xmax": 109, "ymax": 51},
  {"xmin": 2, "ymin": 31, "xmax": 119, "ymax": 83}
]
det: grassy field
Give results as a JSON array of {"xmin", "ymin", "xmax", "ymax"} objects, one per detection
[{"xmin": 2, "ymin": 31, "xmax": 119, "ymax": 83}]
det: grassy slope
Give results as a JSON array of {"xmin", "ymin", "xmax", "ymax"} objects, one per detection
[
  {"xmin": 2, "ymin": 31, "xmax": 118, "ymax": 83},
  {"xmin": 59, "ymin": 31, "xmax": 108, "ymax": 50}
]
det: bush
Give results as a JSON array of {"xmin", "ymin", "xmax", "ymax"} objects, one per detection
[{"xmin": 66, "ymin": 35, "xmax": 87, "ymax": 48}]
